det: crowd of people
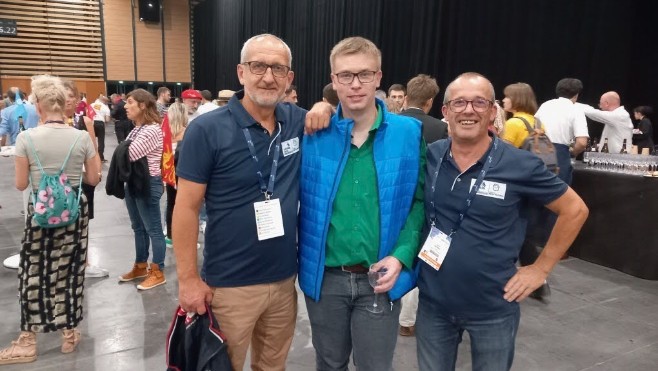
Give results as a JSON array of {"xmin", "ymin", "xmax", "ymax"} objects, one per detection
[{"xmin": 0, "ymin": 31, "xmax": 654, "ymax": 371}]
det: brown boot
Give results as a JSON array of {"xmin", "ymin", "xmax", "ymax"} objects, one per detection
[
  {"xmin": 137, "ymin": 263, "xmax": 166, "ymax": 290},
  {"xmin": 118, "ymin": 262, "xmax": 149, "ymax": 282},
  {"xmin": 61, "ymin": 329, "xmax": 80, "ymax": 354},
  {"xmin": 0, "ymin": 331, "xmax": 37, "ymax": 365}
]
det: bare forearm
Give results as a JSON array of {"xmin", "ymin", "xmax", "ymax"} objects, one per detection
[
  {"xmin": 534, "ymin": 202, "xmax": 588, "ymax": 274},
  {"xmin": 172, "ymin": 205, "xmax": 201, "ymax": 281},
  {"xmin": 572, "ymin": 137, "xmax": 588, "ymax": 156}
]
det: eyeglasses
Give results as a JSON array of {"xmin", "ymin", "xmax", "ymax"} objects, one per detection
[
  {"xmin": 334, "ymin": 71, "xmax": 378, "ymax": 85},
  {"xmin": 446, "ymin": 98, "xmax": 494, "ymax": 113},
  {"xmin": 242, "ymin": 61, "xmax": 291, "ymax": 78}
]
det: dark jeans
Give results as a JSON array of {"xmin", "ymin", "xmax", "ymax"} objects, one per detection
[
  {"xmin": 304, "ymin": 268, "xmax": 401, "ymax": 371},
  {"xmin": 93, "ymin": 121, "xmax": 105, "ymax": 161},
  {"xmin": 115, "ymin": 120, "xmax": 134, "ymax": 143},
  {"xmin": 124, "ymin": 176, "xmax": 166, "ymax": 268},
  {"xmin": 417, "ymin": 297, "xmax": 520, "ymax": 371},
  {"xmin": 165, "ymin": 184, "xmax": 177, "ymax": 238}
]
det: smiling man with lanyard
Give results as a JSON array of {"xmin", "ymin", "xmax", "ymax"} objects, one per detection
[
  {"xmin": 416, "ymin": 72, "xmax": 589, "ymax": 371},
  {"xmin": 172, "ymin": 34, "xmax": 331, "ymax": 371}
]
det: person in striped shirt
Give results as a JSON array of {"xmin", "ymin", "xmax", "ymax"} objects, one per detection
[{"xmin": 118, "ymin": 88, "xmax": 167, "ymax": 290}]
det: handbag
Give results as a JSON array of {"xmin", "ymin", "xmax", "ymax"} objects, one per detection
[{"xmin": 166, "ymin": 304, "xmax": 232, "ymax": 371}]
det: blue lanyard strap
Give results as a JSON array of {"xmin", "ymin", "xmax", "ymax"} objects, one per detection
[
  {"xmin": 429, "ymin": 137, "xmax": 499, "ymax": 235},
  {"xmin": 242, "ymin": 122, "xmax": 282, "ymax": 199}
]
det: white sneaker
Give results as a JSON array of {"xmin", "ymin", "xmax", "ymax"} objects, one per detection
[
  {"xmin": 197, "ymin": 243, "xmax": 201, "ymax": 250},
  {"xmin": 3, "ymin": 253, "xmax": 20, "ymax": 269},
  {"xmin": 86, "ymin": 265, "xmax": 109, "ymax": 278},
  {"xmin": 199, "ymin": 221, "xmax": 206, "ymax": 234}
]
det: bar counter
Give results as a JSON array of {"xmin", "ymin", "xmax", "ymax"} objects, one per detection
[{"xmin": 570, "ymin": 162, "xmax": 658, "ymax": 280}]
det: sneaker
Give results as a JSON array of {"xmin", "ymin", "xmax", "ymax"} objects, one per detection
[
  {"xmin": 197, "ymin": 243, "xmax": 201, "ymax": 250},
  {"xmin": 199, "ymin": 221, "xmax": 206, "ymax": 234},
  {"xmin": 0, "ymin": 331, "xmax": 37, "ymax": 365},
  {"xmin": 137, "ymin": 263, "xmax": 166, "ymax": 290},
  {"xmin": 399, "ymin": 325, "xmax": 415, "ymax": 337},
  {"xmin": 118, "ymin": 262, "xmax": 149, "ymax": 282},
  {"xmin": 3, "ymin": 253, "xmax": 20, "ymax": 269},
  {"xmin": 85, "ymin": 265, "xmax": 109, "ymax": 278},
  {"xmin": 165, "ymin": 237, "xmax": 173, "ymax": 248}
]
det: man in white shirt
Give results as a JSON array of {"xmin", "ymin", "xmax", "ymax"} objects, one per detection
[
  {"xmin": 576, "ymin": 91, "xmax": 633, "ymax": 154},
  {"xmin": 91, "ymin": 95, "xmax": 111, "ymax": 162},
  {"xmin": 195, "ymin": 90, "xmax": 219, "ymax": 116},
  {"xmin": 536, "ymin": 78, "xmax": 589, "ymax": 185}
]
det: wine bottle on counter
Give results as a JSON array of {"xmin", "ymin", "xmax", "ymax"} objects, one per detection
[
  {"xmin": 583, "ymin": 139, "xmax": 592, "ymax": 163},
  {"xmin": 620, "ymin": 139, "xmax": 628, "ymax": 154},
  {"xmin": 591, "ymin": 138, "xmax": 599, "ymax": 152},
  {"xmin": 601, "ymin": 138, "xmax": 609, "ymax": 153}
]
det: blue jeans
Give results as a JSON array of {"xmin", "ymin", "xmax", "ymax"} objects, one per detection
[
  {"xmin": 304, "ymin": 268, "xmax": 401, "ymax": 371},
  {"xmin": 124, "ymin": 176, "xmax": 166, "ymax": 268},
  {"xmin": 416, "ymin": 297, "xmax": 520, "ymax": 371}
]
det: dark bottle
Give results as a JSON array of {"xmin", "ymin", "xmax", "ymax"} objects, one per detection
[
  {"xmin": 18, "ymin": 116, "xmax": 25, "ymax": 132},
  {"xmin": 591, "ymin": 138, "xmax": 599, "ymax": 152},
  {"xmin": 600, "ymin": 138, "xmax": 609, "ymax": 153},
  {"xmin": 620, "ymin": 139, "xmax": 628, "ymax": 154}
]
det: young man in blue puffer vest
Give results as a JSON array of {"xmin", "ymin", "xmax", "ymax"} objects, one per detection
[{"xmin": 298, "ymin": 36, "xmax": 425, "ymax": 371}]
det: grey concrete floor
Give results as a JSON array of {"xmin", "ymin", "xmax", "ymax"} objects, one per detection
[{"xmin": 1, "ymin": 125, "xmax": 657, "ymax": 371}]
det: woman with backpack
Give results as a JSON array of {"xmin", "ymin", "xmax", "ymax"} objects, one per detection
[
  {"xmin": 0, "ymin": 75, "xmax": 100, "ymax": 365},
  {"xmin": 116, "ymin": 89, "xmax": 167, "ymax": 290},
  {"xmin": 500, "ymin": 82, "xmax": 552, "ymax": 300},
  {"xmin": 501, "ymin": 82, "xmax": 542, "ymax": 146}
]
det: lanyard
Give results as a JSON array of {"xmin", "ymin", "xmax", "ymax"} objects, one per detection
[
  {"xmin": 428, "ymin": 137, "xmax": 499, "ymax": 235},
  {"xmin": 242, "ymin": 122, "xmax": 282, "ymax": 200}
]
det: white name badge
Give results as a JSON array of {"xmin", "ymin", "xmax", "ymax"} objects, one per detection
[
  {"xmin": 281, "ymin": 137, "xmax": 300, "ymax": 157},
  {"xmin": 470, "ymin": 179, "xmax": 507, "ymax": 200},
  {"xmin": 254, "ymin": 198, "xmax": 285, "ymax": 241},
  {"xmin": 418, "ymin": 226, "xmax": 452, "ymax": 270}
]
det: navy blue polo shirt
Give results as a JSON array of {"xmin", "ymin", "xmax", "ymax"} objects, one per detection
[
  {"xmin": 176, "ymin": 91, "xmax": 306, "ymax": 287},
  {"xmin": 419, "ymin": 138, "xmax": 568, "ymax": 319}
]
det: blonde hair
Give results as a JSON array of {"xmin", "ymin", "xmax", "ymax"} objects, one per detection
[
  {"xmin": 167, "ymin": 102, "xmax": 188, "ymax": 138},
  {"xmin": 30, "ymin": 75, "xmax": 67, "ymax": 118},
  {"xmin": 330, "ymin": 37, "xmax": 381, "ymax": 71}
]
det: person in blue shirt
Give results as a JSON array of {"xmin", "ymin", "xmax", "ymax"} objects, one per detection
[
  {"xmin": 173, "ymin": 34, "xmax": 330, "ymax": 371},
  {"xmin": 417, "ymin": 72, "xmax": 589, "ymax": 371},
  {"xmin": 0, "ymin": 90, "xmax": 39, "ymax": 145}
]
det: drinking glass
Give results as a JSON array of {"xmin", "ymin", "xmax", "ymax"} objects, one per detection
[{"xmin": 367, "ymin": 264, "xmax": 387, "ymax": 314}]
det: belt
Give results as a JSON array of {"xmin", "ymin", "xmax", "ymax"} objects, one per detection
[{"xmin": 330, "ymin": 264, "xmax": 369, "ymax": 274}]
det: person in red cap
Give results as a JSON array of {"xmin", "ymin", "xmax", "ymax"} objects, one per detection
[{"xmin": 181, "ymin": 89, "xmax": 202, "ymax": 122}]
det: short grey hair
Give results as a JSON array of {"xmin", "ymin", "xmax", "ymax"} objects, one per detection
[
  {"xmin": 443, "ymin": 72, "xmax": 495, "ymax": 104},
  {"xmin": 240, "ymin": 34, "xmax": 292, "ymax": 67}
]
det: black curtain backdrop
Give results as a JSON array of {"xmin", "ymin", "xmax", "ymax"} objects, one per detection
[{"xmin": 193, "ymin": 0, "xmax": 658, "ymax": 141}]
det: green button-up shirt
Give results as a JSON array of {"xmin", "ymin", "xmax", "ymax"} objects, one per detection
[{"xmin": 325, "ymin": 109, "xmax": 426, "ymax": 269}]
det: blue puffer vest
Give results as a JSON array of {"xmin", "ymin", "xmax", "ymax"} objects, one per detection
[{"xmin": 299, "ymin": 99, "xmax": 422, "ymax": 302}]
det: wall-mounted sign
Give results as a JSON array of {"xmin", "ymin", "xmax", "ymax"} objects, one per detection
[{"xmin": 0, "ymin": 19, "xmax": 17, "ymax": 37}]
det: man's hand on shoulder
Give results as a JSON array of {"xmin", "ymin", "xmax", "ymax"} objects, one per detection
[
  {"xmin": 304, "ymin": 101, "xmax": 333, "ymax": 135},
  {"xmin": 178, "ymin": 276, "xmax": 213, "ymax": 315}
]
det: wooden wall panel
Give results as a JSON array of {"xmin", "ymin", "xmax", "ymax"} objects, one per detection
[
  {"xmin": 0, "ymin": 0, "xmax": 103, "ymax": 80},
  {"xmin": 0, "ymin": 77, "xmax": 105, "ymax": 103},
  {"xmin": 102, "ymin": 0, "xmax": 135, "ymax": 81},
  {"xmin": 134, "ymin": 15, "xmax": 164, "ymax": 81},
  {"xmin": 100, "ymin": 0, "xmax": 191, "ymax": 83},
  {"xmin": 163, "ymin": 0, "xmax": 191, "ymax": 83}
]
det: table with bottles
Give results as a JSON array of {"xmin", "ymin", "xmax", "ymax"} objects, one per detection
[{"xmin": 569, "ymin": 155, "xmax": 658, "ymax": 280}]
